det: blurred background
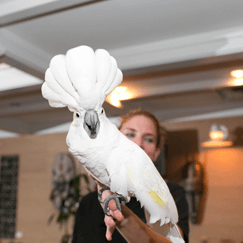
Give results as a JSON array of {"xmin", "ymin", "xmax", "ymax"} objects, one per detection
[{"xmin": 0, "ymin": 0, "xmax": 243, "ymax": 242}]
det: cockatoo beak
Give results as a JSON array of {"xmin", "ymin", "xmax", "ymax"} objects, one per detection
[{"xmin": 83, "ymin": 110, "xmax": 100, "ymax": 138}]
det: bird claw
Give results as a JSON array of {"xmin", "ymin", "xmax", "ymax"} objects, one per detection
[
  {"xmin": 98, "ymin": 186, "xmax": 126, "ymax": 219},
  {"xmin": 98, "ymin": 186, "xmax": 111, "ymax": 203}
]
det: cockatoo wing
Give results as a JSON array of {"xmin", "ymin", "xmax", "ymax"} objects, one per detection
[
  {"xmin": 106, "ymin": 133, "xmax": 184, "ymax": 241},
  {"xmin": 107, "ymin": 134, "xmax": 178, "ymax": 226}
]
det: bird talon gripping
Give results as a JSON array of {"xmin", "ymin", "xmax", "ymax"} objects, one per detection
[
  {"xmin": 98, "ymin": 187, "xmax": 125, "ymax": 216},
  {"xmin": 102, "ymin": 194, "xmax": 125, "ymax": 215}
]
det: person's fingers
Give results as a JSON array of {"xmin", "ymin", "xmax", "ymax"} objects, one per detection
[
  {"xmin": 105, "ymin": 214, "xmax": 116, "ymax": 228},
  {"xmin": 104, "ymin": 215, "xmax": 117, "ymax": 241},
  {"xmin": 105, "ymin": 224, "xmax": 115, "ymax": 241}
]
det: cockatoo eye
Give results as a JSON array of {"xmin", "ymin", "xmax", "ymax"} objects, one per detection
[
  {"xmin": 76, "ymin": 113, "xmax": 80, "ymax": 118},
  {"xmin": 101, "ymin": 109, "xmax": 104, "ymax": 114}
]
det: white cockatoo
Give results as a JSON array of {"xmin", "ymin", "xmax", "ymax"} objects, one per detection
[{"xmin": 41, "ymin": 45, "xmax": 184, "ymax": 242}]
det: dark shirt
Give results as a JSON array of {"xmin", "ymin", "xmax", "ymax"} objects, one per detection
[
  {"xmin": 72, "ymin": 182, "xmax": 189, "ymax": 243},
  {"xmin": 167, "ymin": 182, "xmax": 189, "ymax": 243}
]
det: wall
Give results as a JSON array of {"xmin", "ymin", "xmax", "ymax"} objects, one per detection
[
  {"xmin": 163, "ymin": 116, "xmax": 243, "ymax": 243},
  {"xmin": 0, "ymin": 115, "xmax": 242, "ymax": 243},
  {"xmin": 0, "ymin": 132, "xmax": 90, "ymax": 243}
]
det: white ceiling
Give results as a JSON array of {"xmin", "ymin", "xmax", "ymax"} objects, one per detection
[{"xmin": 1, "ymin": 0, "xmax": 243, "ymax": 137}]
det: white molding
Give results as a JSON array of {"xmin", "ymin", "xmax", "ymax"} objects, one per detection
[
  {"xmin": 0, "ymin": 129, "xmax": 19, "ymax": 139},
  {"xmin": 0, "ymin": 66, "xmax": 42, "ymax": 92},
  {"xmin": 36, "ymin": 121, "xmax": 72, "ymax": 135}
]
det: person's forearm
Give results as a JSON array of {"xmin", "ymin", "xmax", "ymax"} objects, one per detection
[{"xmin": 116, "ymin": 204, "xmax": 172, "ymax": 243}]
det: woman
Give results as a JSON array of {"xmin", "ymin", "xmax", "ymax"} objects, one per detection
[{"xmin": 72, "ymin": 109, "xmax": 189, "ymax": 243}]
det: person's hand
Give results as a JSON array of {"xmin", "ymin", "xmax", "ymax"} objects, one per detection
[{"xmin": 88, "ymin": 174, "xmax": 124, "ymax": 241}]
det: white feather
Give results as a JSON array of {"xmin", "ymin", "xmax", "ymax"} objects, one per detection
[
  {"xmin": 66, "ymin": 46, "xmax": 96, "ymax": 98},
  {"xmin": 44, "ymin": 68, "xmax": 79, "ymax": 110},
  {"xmin": 105, "ymin": 67, "xmax": 123, "ymax": 96},
  {"xmin": 49, "ymin": 54, "xmax": 80, "ymax": 104},
  {"xmin": 95, "ymin": 49, "xmax": 112, "ymax": 89},
  {"xmin": 41, "ymin": 82, "xmax": 65, "ymax": 108}
]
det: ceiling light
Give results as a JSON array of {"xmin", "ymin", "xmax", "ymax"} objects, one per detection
[
  {"xmin": 230, "ymin": 78, "xmax": 243, "ymax": 86},
  {"xmin": 115, "ymin": 86, "xmax": 126, "ymax": 93},
  {"xmin": 115, "ymin": 86, "xmax": 131, "ymax": 100},
  {"xmin": 202, "ymin": 124, "xmax": 232, "ymax": 148},
  {"xmin": 230, "ymin": 69, "xmax": 243, "ymax": 78},
  {"xmin": 105, "ymin": 86, "xmax": 130, "ymax": 108},
  {"xmin": 106, "ymin": 90, "xmax": 122, "ymax": 108}
]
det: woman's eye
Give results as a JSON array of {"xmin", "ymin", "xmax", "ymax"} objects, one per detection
[
  {"xmin": 125, "ymin": 133, "xmax": 135, "ymax": 138},
  {"xmin": 144, "ymin": 137, "xmax": 154, "ymax": 143}
]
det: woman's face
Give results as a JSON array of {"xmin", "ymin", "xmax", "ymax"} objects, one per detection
[{"xmin": 120, "ymin": 115, "xmax": 161, "ymax": 162}]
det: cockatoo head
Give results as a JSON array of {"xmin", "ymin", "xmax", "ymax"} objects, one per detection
[
  {"xmin": 72, "ymin": 107, "xmax": 104, "ymax": 139},
  {"xmin": 41, "ymin": 45, "xmax": 123, "ymax": 138}
]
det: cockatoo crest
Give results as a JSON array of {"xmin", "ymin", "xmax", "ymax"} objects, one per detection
[{"xmin": 42, "ymin": 45, "xmax": 123, "ymax": 111}]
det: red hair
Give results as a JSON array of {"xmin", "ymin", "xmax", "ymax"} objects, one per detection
[{"xmin": 118, "ymin": 109, "xmax": 167, "ymax": 149}]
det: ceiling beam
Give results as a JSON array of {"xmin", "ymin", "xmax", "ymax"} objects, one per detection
[
  {"xmin": 1, "ymin": 24, "xmax": 243, "ymax": 85},
  {"xmin": 110, "ymin": 28, "xmax": 243, "ymax": 72},
  {"xmin": 0, "ymin": 100, "xmax": 50, "ymax": 116},
  {"xmin": 165, "ymin": 107, "xmax": 243, "ymax": 123},
  {"xmin": 122, "ymin": 71, "xmax": 240, "ymax": 100},
  {"xmin": 154, "ymin": 100, "xmax": 243, "ymax": 122},
  {"xmin": 126, "ymin": 77, "xmax": 235, "ymax": 99},
  {"xmin": 0, "ymin": 28, "xmax": 51, "ymax": 78},
  {"xmin": 0, "ymin": 0, "xmax": 106, "ymax": 27},
  {"xmin": 0, "ymin": 117, "xmax": 31, "ymax": 134},
  {"xmin": 0, "ymin": 43, "xmax": 6, "ymax": 57}
]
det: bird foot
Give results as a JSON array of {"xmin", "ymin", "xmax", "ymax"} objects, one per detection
[{"xmin": 98, "ymin": 186, "xmax": 126, "ymax": 219}]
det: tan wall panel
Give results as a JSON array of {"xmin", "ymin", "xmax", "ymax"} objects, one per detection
[
  {"xmin": 0, "ymin": 132, "xmax": 78, "ymax": 243},
  {"xmin": 164, "ymin": 116, "xmax": 243, "ymax": 243}
]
